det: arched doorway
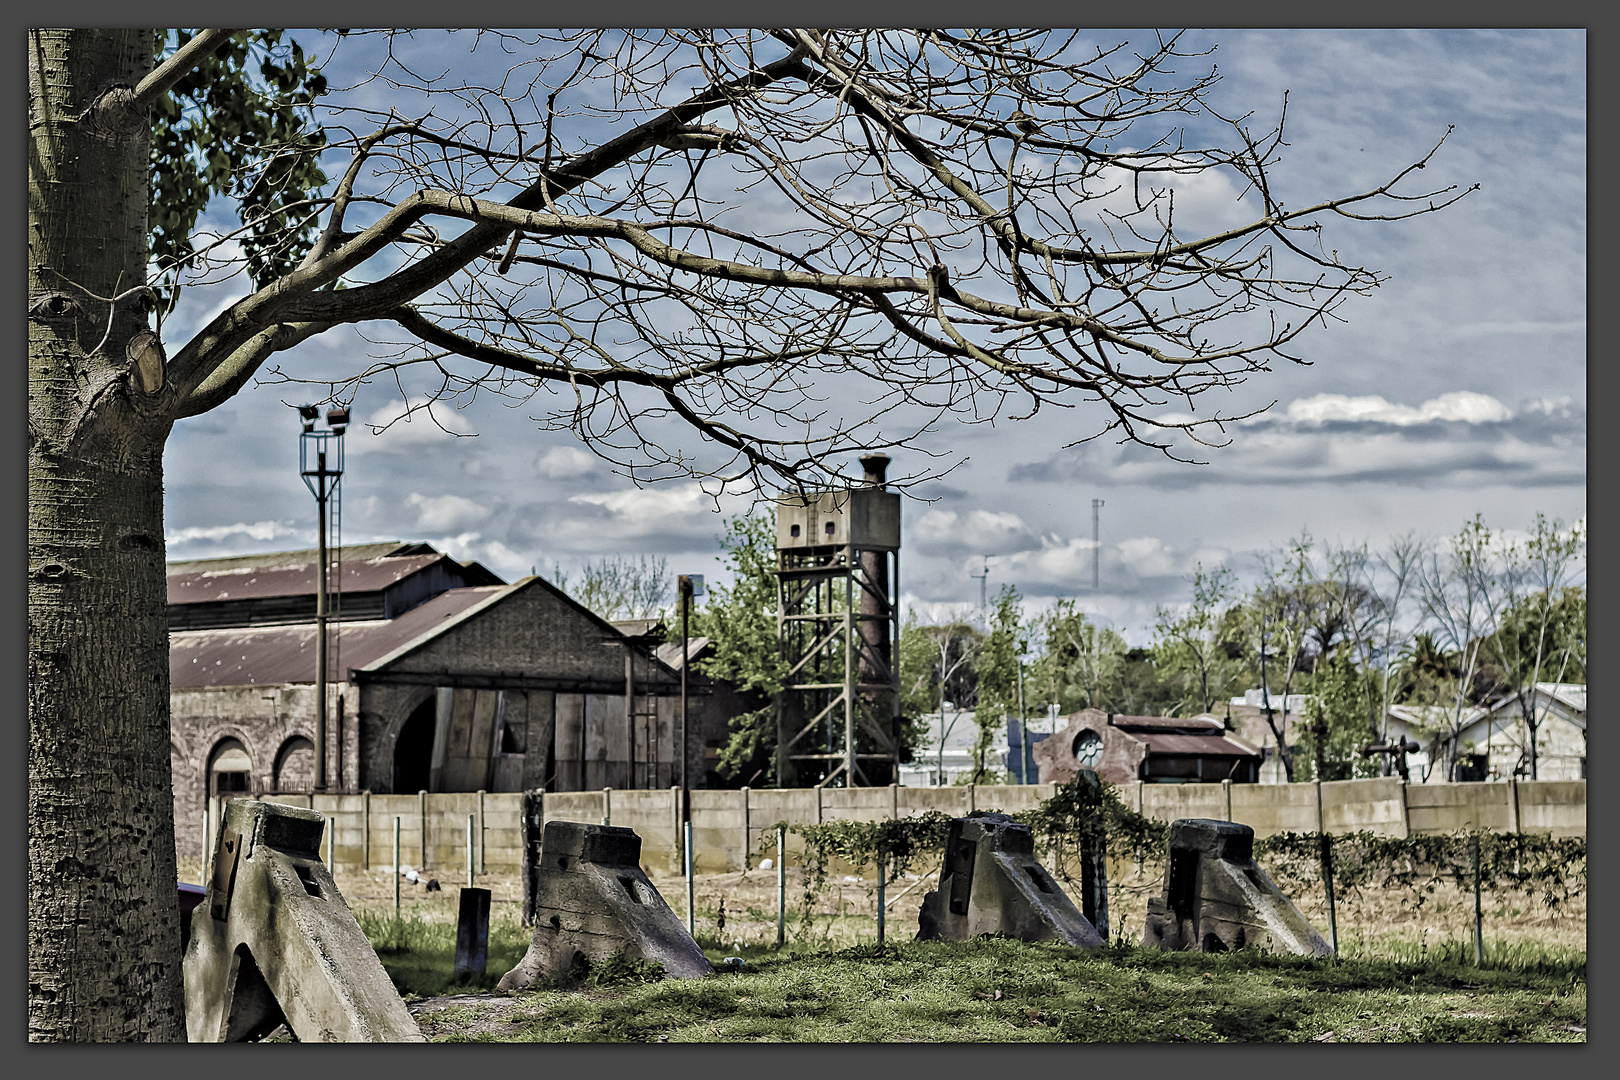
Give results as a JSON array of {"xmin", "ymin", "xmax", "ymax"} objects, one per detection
[
  {"xmin": 393, "ymin": 697, "xmax": 436, "ymax": 794},
  {"xmin": 274, "ymin": 736, "xmax": 316, "ymax": 793},
  {"xmin": 209, "ymin": 737, "xmax": 253, "ymax": 797}
]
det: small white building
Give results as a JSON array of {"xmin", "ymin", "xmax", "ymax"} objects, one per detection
[{"xmin": 1455, "ymin": 683, "xmax": 1586, "ymax": 781}]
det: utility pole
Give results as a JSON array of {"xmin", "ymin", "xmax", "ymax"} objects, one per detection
[
  {"xmin": 677, "ymin": 574, "xmax": 704, "ymax": 818},
  {"xmin": 1092, "ymin": 499, "xmax": 1104, "ymax": 590},
  {"xmin": 298, "ymin": 405, "xmax": 348, "ymax": 792}
]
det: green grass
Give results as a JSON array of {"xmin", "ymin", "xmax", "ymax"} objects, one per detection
[
  {"xmin": 400, "ymin": 932, "xmax": 1584, "ymax": 1043},
  {"xmin": 354, "ymin": 908, "xmax": 532, "ymax": 998}
]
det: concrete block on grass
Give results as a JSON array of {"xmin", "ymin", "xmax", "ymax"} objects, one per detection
[
  {"xmin": 184, "ymin": 798, "xmax": 424, "ymax": 1042},
  {"xmin": 499, "ymin": 820, "xmax": 711, "ymax": 990},
  {"xmin": 917, "ymin": 811, "xmax": 1104, "ymax": 948},
  {"xmin": 1141, "ymin": 818, "xmax": 1332, "ymax": 957}
]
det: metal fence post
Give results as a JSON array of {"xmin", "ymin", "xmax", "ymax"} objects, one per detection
[
  {"xmin": 394, "ymin": 816, "xmax": 402, "ymax": 917},
  {"xmin": 685, "ymin": 819, "xmax": 696, "ymax": 937},
  {"xmin": 777, "ymin": 825, "xmax": 786, "ymax": 948},
  {"xmin": 876, "ymin": 852, "xmax": 886, "ymax": 947}
]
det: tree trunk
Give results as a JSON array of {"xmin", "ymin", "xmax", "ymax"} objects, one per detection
[{"xmin": 29, "ymin": 29, "xmax": 184, "ymax": 1041}]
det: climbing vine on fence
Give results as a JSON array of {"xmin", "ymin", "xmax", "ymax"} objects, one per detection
[
  {"xmin": 759, "ymin": 812, "xmax": 955, "ymax": 938},
  {"xmin": 756, "ymin": 778, "xmax": 1585, "ymax": 937},
  {"xmin": 1254, "ymin": 830, "xmax": 1586, "ymax": 913}
]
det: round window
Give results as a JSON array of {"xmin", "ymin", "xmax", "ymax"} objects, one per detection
[{"xmin": 1072, "ymin": 731, "xmax": 1103, "ymax": 767}]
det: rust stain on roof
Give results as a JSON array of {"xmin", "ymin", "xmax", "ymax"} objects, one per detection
[
  {"xmin": 170, "ymin": 586, "xmax": 503, "ymax": 688},
  {"xmin": 167, "ymin": 553, "xmax": 447, "ymax": 605}
]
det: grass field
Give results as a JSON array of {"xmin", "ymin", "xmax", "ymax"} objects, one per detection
[
  {"xmin": 404, "ymin": 934, "xmax": 1586, "ymax": 1043},
  {"xmin": 178, "ymin": 855, "xmax": 1583, "ymax": 1043}
]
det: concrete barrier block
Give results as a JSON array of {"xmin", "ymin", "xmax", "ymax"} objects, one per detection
[
  {"xmin": 917, "ymin": 811, "xmax": 1104, "ymax": 949},
  {"xmin": 184, "ymin": 799, "xmax": 423, "ymax": 1042},
  {"xmin": 1141, "ymin": 818, "xmax": 1331, "ymax": 958},
  {"xmin": 500, "ymin": 820, "xmax": 711, "ymax": 990}
]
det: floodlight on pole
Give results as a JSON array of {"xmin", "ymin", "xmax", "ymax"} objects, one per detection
[{"xmin": 297, "ymin": 404, "xmax": 347, "ymax": 792}]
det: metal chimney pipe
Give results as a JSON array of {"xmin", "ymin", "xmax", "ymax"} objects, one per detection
[{"xmin": 857, "ymin": 453, "xmax": 893, "ymax": 780}]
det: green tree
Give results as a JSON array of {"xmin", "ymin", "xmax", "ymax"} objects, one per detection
[
  {"xmin": 1113, "ymin": 647, "xmax": 1182, "ymax": 717},
  {"xmin": 691, "ymin": 513, "xmax": 787, "ymax": 785},
  {"xmin": 28, "ymin": 28, "xmax": 1465, "ymax": 1038},
  {"xmin": 1030, "ymin": 598, "xmax": 1127, "ymax": 714},
  {"xmin": 972, "ymin": 585, "xmax": 1025, "ymax": 782},
  {"xmin": 1152, "ymin": 564, "xmax": 1238, "ymax": 715},
  {"xmin": 898, "ymin": 614, "xmax": 983, "ymax": 783},
  {"xmin": 29, "ymin": 30, "xmax": 330, "ymax": 1042},
  {"xmin": 1296, "ymin": 658, "xmax": 1382, "ymax": 781}
]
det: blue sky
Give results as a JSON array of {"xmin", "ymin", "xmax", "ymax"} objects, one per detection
[{"xmin": 159, "ymin": 29, "xmax": 1586, "ymax": 643}]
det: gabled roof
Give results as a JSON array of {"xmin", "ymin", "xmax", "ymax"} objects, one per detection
[
  {"xmin": 171, "ymin": 585, "xmax": 509, "ymax": 688},
  {"xmin": 171, "ymin": 573, "xmax": 685, "ymax": 691},
  {"xmin": 166, "ymin": 541, "xmax": 498, "ymax": 605},
  {"xmin": 1464, "ymin": 682, "xmax": 1586, "ymax": 734}
]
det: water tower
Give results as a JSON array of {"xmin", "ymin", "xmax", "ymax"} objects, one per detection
[{"xmin": 774, "ymin": 455, "xmax": 901, "ymax": 787}]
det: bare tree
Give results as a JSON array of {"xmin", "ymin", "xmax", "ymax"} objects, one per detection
[
  {"xmin": 1416, "ymin": 515, "xmax": 1513, "ymax": 780},
  {"xmin": 552, "ymin": 554, "xmax": 671, "ymax": 621},
  {"xmin": 29, "ymin": 28, "xmax": 1466, "ymax": 1038},
  {"xmin": 1479, "ymin": 515, "xmax": 1585, "ymax": 778},
  {"xmin": 1359, "ymin": 532, "xmax": 1427, "ymax": 767}
]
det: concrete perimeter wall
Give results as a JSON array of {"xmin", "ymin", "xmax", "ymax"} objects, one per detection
[{"xmin": 194, "ymin": 777, "xmax": 1583, "ymax": 877}]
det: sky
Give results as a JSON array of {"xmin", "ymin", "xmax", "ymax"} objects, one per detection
[{"xmin": 159, "ymin": 29, "xmax": 1587, "ymax": 644}]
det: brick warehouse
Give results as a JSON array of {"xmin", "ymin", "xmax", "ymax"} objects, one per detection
[{"xmin": 168, "ymin": 542, "xmax": 723, "ymax": 857}]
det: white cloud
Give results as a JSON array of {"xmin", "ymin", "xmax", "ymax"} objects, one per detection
[
  {"xmin": 536, "ymin": 446, "xmax": 595, "ymax": 479},
  {"xmin": 349, "ymin": 397, "xmax": 479, "ymax": 453},
  {"xmin": 914, "ymin": 508, "xmax": 1029, "ymax": 550},
  {"xmin": 404, "ymin": 492, "xmax": 488, "ymax": 533},
  {"xmin": 569, "ymin": 482, "xmax": 712, "ymax": 519},
  {"xmin": 1067, "ymin": 156, "xmax": 1258, "ymax": 237},
  {"xmin": 1115, "ymin": 537, "xmax": 1184, "ymax": 580},
  {"xmin": 166, "ymin": 520, "xmax": 300, "ymax": 545},
  {"xmin": 1282, "ymin": 391, "xmax": 1512, "ymax": 426}
]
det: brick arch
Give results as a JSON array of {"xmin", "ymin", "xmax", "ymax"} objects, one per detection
[
  {"xmin": 391, "ymin": 694, "xmax": 440, "ymax": 796},
  {"xmin": 362, "ymin": 683, "xmax": 440, "ymax": 793},
  {"xmin": 273, "ymin": 735, "xmax": 317, "ymax": 793},
  {"xmin": 207, "ymin": 734, "xmax": 255, "ymax": 797}
]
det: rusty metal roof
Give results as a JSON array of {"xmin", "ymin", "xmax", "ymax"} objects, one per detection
[
  {"xmin": 1109, "ymin": 714, "xmax": 1224, "ymax": 731},
  {"xmin": 1128, "ymin": 730, "xmax": 1260, "ymax": 757},
  {"xmin": 167, "ymin": 551, "xmax": 456, "ymax": 605},
  {"xmin": 170, "ymin": 585, "xmax": 506, "ymax": 688}
]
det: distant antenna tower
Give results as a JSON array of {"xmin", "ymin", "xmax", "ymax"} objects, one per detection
[
  {"xmin": 1092, "ymin": 499, "xmax": 1104, "ymax": 590},
  {"xmin": 971, "ymin": 554, "xmax": 995, "ymax": 619}
]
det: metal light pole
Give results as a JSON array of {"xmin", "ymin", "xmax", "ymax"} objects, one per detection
[
  {"xmin": 298, "ymin": 405, "xmax": 348, "ymax": 792},
  {"xmin": 677, "ymin": 573, "xmax": 704, "ymax": 931}
]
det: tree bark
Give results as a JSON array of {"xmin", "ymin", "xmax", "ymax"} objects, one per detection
[{"xmin": 29, "ymin": 29, "xmax": 185, "ymax": 1041}]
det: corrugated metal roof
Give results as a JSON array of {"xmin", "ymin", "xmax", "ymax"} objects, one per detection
[
  {"xmin": 656, "ymin": 637, "xmax": 711, "ymax": 671},
  {"xmin": 1109, "ymin": 714, "xmax": 1223, "ymax": 731},
  {"xmin": 170, "ymin": 585, "xmax": 506, "ymax": 688},
  {"xmin": 167, "ymin": 552, "xmax": 449, "ymax": 605},
  {"xmin": 1133, "ymin": 731, "xmax": 1259, "ymax": 757}
]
